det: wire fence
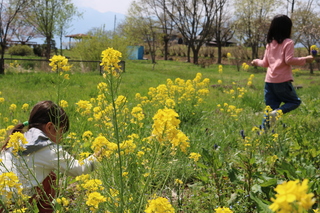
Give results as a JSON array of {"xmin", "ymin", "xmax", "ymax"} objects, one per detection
[
  {"xmin": 5, "ymin": 58, "xmax": 126, "ymax": 74},
  {"xmin": 4, "ymin": 57, "xmax": 103, "ymax": 73}
]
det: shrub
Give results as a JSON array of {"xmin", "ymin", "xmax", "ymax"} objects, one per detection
[
  {"xmin": 33, "ymin": 44, "xmax": 46, "ymax": 57},
  {"xmin": 8, "ymin": 45, "xmax": 33, "ymax": 56}
]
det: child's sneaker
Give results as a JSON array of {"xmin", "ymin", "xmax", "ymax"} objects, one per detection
[{"xmin": 270, "ymin": 109, "xmax": 280, "ymax": 126}]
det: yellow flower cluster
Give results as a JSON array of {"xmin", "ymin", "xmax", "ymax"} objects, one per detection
[
  {"xmin": 145, "ymin": 196, "xmax": 175, "ymax": 213},
  {"xmin": 6, "ymin": 132, "xmax": 28, "ymax": 155},
  {"xmin": 227, "ymin": 52, "xmax": 232, "ymax": 58},
  {"xmin": 217, "ymin": 103, "xmax": 243, "ymax": 119},
  {"xmin": 0, "ymin": 172, "xmax": 26, "ymax": 204},
  {"xmin": 247, "ymin": 74, "xmax": 254, "ymax": 87},
  {"xmin": 76, "ymin": 100, "xmax": 92, "ymax": 116},
  {"xmin": 215, "ymin": 207, "xmax": 233, "ymax": 213},
  {"xmin": 9, "ymin": 104, "xmax": 17, "ymax": 112},
  {"xmin": 136, "ymin": 73, "xmax": 210, "ymax": 109},
  {"xmin": 189, "ymin": 152, "xmax": 201, "ymax": 162},
  {"xmin": 91, "ymin": 136, "xmax": 117, "ymax": 159},
  {"xmin": 21, "ymin": 103, "xmax": 29, "ymax": 112},
  {"xmin": 9, "ymin": 60, "xmax": 19, "ymax": 68},
  {"xmin": 130, "ymin": 105, "xmax": 145, "ymax": 127},
  {"xmin": 224, "ymin": 86, "xmax": 247, "ymax": 99},
  {"xmin": 56, "ymin": 197, "xmax": 70, "ymax": 207},
  {"xmin": 59, "ymin": 100, "xmax": 68, "ymax": 108},
  {"xmin": 75, "ymin": 174, "xmax": 106, "ymax": 212},
  {"xmin": 100, "ymin": 48, "xmax": 122, "ymax": 75},
  {"xmin": 49, "ymin": 55, "xmax": 72, "ymax": 72},
  {"xmin": 218, "ymin": 65, "xmax": 223, "ymax": 74},
  {"xmin": 242, "ymin": 62, "xmax": 249, "ymax": 71},
  {"xmin": 269, "ymin": 179, "xmax": 315, "ymax": 212},
  {"xmin": 151, "ymin": 108, "xmax": 189, "ymax": 154},
  {"xmin": 310, "ymin": 45, "xmax": 318, "ymax": 51}
]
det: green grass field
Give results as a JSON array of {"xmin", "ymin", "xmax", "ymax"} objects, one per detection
[{"xmin": 1, "ymin": 58, "xmax": 320, "ymax": 212}]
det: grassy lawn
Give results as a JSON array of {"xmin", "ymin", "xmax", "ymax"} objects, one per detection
[{"xmin": 0, "ymin": 58, "xmax": 320, "ymax": 212}]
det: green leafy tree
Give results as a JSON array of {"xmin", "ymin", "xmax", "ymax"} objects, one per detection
[
  {"xmin": 56, "ymin": 2, "xmax": 81, "ymax": 55},
  {"xmin": 26, "ymin": 0, "xmax": 79, "ymax": 59},
  {"xmin": 121, "ymin": 1, "xmax": 160, "ymax": 64},
  {"xmin": 72, "ymin": 26, "xmax": 129, "ymax": 70}
]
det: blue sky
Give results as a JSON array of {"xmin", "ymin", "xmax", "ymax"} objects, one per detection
[{"xmin": 72, "ymin": 0, "xmax": 133, "ymax": 15}]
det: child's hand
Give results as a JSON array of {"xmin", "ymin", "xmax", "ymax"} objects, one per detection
[
  {"xmin": 251, "ymin": 59, "xmax": 258, "ymax": 66},
  {"xmin": 306, "ymin": 55, "xmax": 314, "ymax": 63}
]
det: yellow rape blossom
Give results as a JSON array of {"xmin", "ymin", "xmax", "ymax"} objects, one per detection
[
  {"xmin": 56, "ymin": 197, "xmax": 70, "ymax": 207},
  {"xmin": 9, "ymin": 104, "xmax": 17, "ymax": 112},
  {"xmin": 49, "ymin": 55, "xmax": 72, "ymax": 72},
  {"xmin": 189, "ymin": 152, "xmax": 201, "ymax": 162},
  {"xmin": 86, "ymin": 192, "xmax": 107, "ymax": 210},
  {"xmin": 21, "ymin": 103, "xmax": 29, "ymax": 112},
  {"xmin": 269, "ymin": 179, "xmax": 315, "ymax": 213},
  {"xmin": 174, "ymin": 179, "xmax": 183, "ymax": 185},
  {"xmin": 145, "ymin": 197, "xmax": 175, "ymax": 213},
  {"xmin": 6, "ymin": 132, "xmax": 28, "ymax": 155},
  {"xmin": 214, "ymin": 207, "xmax": 233, "ymax": 213},
  {"xmin": 100, "ymin": 48, "xmax": 122, "ymax": 75},
  {"xmin": 218, "ymin": 65, "xmax": 223, "ymax": 74},
  {"xmin": 59, "ymin": 100, "xmax": 68, "ymax": 108}
]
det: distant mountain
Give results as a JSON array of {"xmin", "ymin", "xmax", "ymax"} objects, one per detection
[
  {"xmin": 69, "ymin": 7, "xmax": 126, "ymax": 34},
  {"xmin": 30, "ymin": 7, "xmax": 126, "ymax": 48}
]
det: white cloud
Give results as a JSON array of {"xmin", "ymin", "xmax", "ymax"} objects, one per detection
[{"xmin": 72, "ymin": 0, "xmax": 133, "ymax": 14}]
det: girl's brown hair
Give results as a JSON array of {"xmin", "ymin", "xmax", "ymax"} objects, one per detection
[{"xmin": 2, "ymin": 100, "xmax": 69, "ymax": 150}]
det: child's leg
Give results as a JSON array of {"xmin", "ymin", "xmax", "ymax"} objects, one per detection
[
  {"xmin": 262, "ymin": 83, "xmax": 281, "ymax": 129},
  {"xmin": 31, "ymin": 172, "xmax": 56, "ymax": 213},
  {"xmin": 265, "ymin": 83, "xmax": 282, "ymax": 110},
  {"xmin": 274, "ymin": 81, "xmax": 301, "ymax": 113}
]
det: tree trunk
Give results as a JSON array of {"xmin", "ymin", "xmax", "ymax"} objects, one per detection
[
  {"xmin": 217, "ymin": 43, "xmax": 222, "ymax": 64},
  {"xmin": 45, "ymin": 36, "xmax": 52, "ymax": 59},
  {"xmin": 187, "ymin": 45, "xmax": 191, "ymax": 63},
  {"xmin": 251, "ymin": 43, "xmax": 259, "ymax": 59},
  {"xmin": 192, "ymin": 47, "xmax": 199, "ymax": 65},
  {"xmin": 163, "ymin": 35, "xmax": 169, "ymax": 60},
  {"xmin": 0, "ymin": 44, "xmax": 6, "ymax": 74},
  {"xmin": 309, "ymin": 63, "xmax": 314, "ymax": 74}
]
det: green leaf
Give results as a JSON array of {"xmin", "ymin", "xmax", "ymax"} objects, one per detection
[
  {"xmin": 250, "ymin": 192, "xmax": 273, "ymax": 213},
  {"xmin": 197, "ymin": 175, "xmax": 209, "ymax": 183},
  {"xmin": 260, "ymin": 178, "xmax": 277, "ymax": 188},
  {"xmin": 276, "ymin": 161, "xmax": 298, "ymax": 179},
  {"xmin": 228, "ymin": 167, "xmax": 239, "ymax": 183},
  {"xmin": 196, "ymin": 162, "xmax": 209, "ymax": 169}
]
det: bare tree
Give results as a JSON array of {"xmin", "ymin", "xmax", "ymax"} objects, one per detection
[
  {"xmin": 233, "ymin": 0, "xmax": 278, "ymax": 59},
  {"xmin": 0, "ymin": 0, "xmax": 32, "ymax": 74},
  {"xmin": 292, "ymin": 0, "xmax": 320, "ymax": 74},
  {"xmin": 144, "ymin": 0, "xmax": 175, "ymax": 61},
  {"xmin": 9, "ymin": 17, "xmax": 41, "ymax": 45},
  {"xmin": 211, "ymin": 0, "xmax": 233, "ymax": 64},
  {"xmin": 165, "ymin": 0, "xmax": 217, "ymax": 64}
]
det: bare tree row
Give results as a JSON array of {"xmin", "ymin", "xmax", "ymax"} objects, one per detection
[{"xmin": 119, "ymin": 0, "xmax": 320, "ymax": 69}]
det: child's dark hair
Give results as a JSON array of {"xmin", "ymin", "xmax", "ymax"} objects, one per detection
[
  {"xmin": 2, "ymin": 100, "xmax": 69, "ymax": 150},
  {"xmin": 267, "ymin": 14, "xmax": 292, "ymax": 44}
]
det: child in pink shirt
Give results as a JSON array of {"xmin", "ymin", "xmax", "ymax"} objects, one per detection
[{"xmin": 251, "ymin": 14, "xmax": 313, "ymax": 129}]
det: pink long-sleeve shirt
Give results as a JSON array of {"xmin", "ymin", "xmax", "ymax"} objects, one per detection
[{"xmin": 254, "ymin": 39, "xmax": 308, "ymax": 83}]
